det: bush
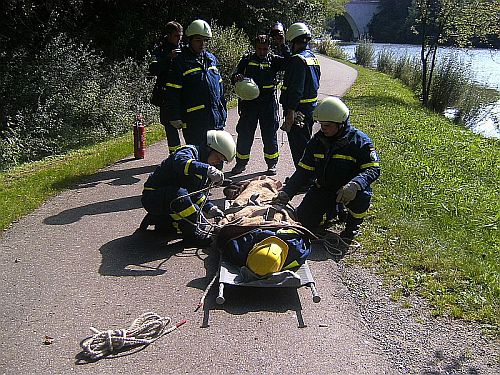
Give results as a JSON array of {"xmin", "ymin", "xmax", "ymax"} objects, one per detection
[
  {"xmin": 317, "ymin": 35, "xmax": 347, "ymax": 59},
  {"xmin": 376, "ymin": 49, "xmax": 395, "ymax": 74},
  {"xmin": 428, "ymin": 56, "xmax": 470, "ymax": 113},
  {"xmin": 208, "ymin": 23, "xmax": 250, "ymax": 101},
  {"xmin": 0, "ymin": 34, "xmax": 156, "ymax": 170},
  {"xmin": 354, "ymin": 37, "xmax": 375, "ymax": 67}
]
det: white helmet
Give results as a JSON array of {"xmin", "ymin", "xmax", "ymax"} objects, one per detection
[
  {"xmin": 313, "ymin": 97, "xmax": 350, "ymax": 123},
  {"xmin": 235, "ymin": 78, "xmax": 260, "ymax": 100},
  {"xmin": 286, "ymin": 22, "xmax": 311, "ymax": 42},
  {"xmin": 206, "ymin": 130, "xmax": 236, "ymax": 162},
  {"xmin": 186, "ymin": 19, "xmax": 212, "ymax": 38}
]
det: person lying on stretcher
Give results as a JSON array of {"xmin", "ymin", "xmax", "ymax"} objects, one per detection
[{"xmin": 220, "ymin": 228, "xmax": 311, "ymax": 277}]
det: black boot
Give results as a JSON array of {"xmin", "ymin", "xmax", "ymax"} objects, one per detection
[{"xmin": 230, "ymin": 162, "xmax": 247, "ymax": 175}]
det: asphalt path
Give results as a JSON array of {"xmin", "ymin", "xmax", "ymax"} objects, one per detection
[{"xmin": 0, "ymin": 55, "xmax": 398, "ymax": 374}]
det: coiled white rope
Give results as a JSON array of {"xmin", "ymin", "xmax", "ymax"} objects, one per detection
[{"xmin": 80, "ymin": 312, "xmax": 186, "ymax": 360}]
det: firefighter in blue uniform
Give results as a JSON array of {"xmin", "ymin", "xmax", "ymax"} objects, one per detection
[
  {"xmin": 149, "ymin": 21, "xmax": 183, "ymax": 154},
  {"xmin": 220, "ymin": 229, "xmax": 311, "ymax": 277},
  {"xmin": 280, "ymin": 22, "xmax": 321, "ymax": 167},
  {"xmin": 165, "ymin": 19, "xmax": 227, "ymax": 148},
  {"xmin": 140, "ymin": 130, "xmax": 236, "ymax": 247},
  {"xmin": 273, "ymin": 97, "xmax": 381, "ymax": 243},
  {"xmin": 230, "ymin": 34, "xmax": 290, "ymax": 176}
]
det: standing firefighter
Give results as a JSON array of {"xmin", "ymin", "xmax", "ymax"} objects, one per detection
[
  {"xmin": 165, "ymin": 19, "xmax": 227, "ymax": 148},
  {"xmin": 140, "ymin": 130, "xmax": 236, "ymax": 247},
  {"xmin": 280, "ymin": 22, "xmax": 321, "ymax": 167},
  {"xmin": 273, "ymin": 97, "xmax": 381, "ymax": 243},
  {"xmin": 149, "ymin": 21, "xmax": 183, "ymax": 153},
  {"xmin": 230, "ymin": 34, "xmax": 290, "ymax": 176}
]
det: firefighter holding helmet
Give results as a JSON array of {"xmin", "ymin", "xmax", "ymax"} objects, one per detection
[
  {"xmin": 279, "ymin": 22, "xmax": 321, "ymax": 168},
  {"xmin": 273, "ymin": 97, "xmax": 381, "ymax": 244},
  {"xmin": 230, "ymin": 33, "xmax": 291, "ymax": 176},
  {"xmin": 140, "ymin": 130, "xmax": 236, "ymax": 247},
  {"xmin": 165, "ymin": 20, "xmax": 227, "ymax": 148}
]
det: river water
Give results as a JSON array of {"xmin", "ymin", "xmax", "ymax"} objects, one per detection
[{"xmin": 339, "ymin": 43, "xmax": 500, "ymax": 139}]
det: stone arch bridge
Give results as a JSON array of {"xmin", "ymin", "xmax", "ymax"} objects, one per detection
[{"xmin": 345, "ymin": 0, "xmax": 381, "ymax": 39}]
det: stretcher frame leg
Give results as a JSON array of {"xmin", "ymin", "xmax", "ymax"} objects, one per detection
[
  {"xmin": 216, "ymin": 282, "xmax": 225, "ymax": 305},
  {"xmin": 309, "ymin": 282, "xmax": 321, "ymax": 303}
]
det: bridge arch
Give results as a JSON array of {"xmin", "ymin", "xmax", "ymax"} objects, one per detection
[{"xmin": 344, "ymin": 0, "xmax": 381, "ymax": 39}]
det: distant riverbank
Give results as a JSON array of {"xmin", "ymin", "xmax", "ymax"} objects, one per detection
[{"xmin": 340, "ymin": 42, "xmax": 500, "ymax": 139}]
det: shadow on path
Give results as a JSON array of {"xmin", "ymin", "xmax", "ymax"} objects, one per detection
[
  {"xmin": 99, "ymin": 230, "xmax": 184, "ymax": 276},
  {"xmin": 44, "ymin": 196, "xmax": 142, "ymax": 225}
]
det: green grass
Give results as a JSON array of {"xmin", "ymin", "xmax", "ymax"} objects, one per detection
[
  {"xmin": 343, "ymin": 62, "xmax": 500, "ymax": 333},
  {"xmin": 0, "ymin": 124, "xmax": 165, "ymax": 232},
  {"xmin": 1, "ymin": 66, "xmax": 499, "ymax": 333}
]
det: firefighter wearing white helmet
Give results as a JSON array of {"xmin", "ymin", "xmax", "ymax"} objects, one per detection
[
  {"xmin": 230, "ymin": 33, "xmax": 291, "ymax": 176},
  {"xmin": 165, "ymin": 20, "xmax": 227, "ymax": 148},
  {"xmin": 185, "ymin": 19, "xmax": 212, "ymax": 38},
  {"xmin": 140, "ymin": 130, "xmax": 236, "ymax": 247},
  {"xmin": 273, "ymin": 96, "xmax": 381, "ymax": 245},
  {"xmin": 279, "ymin": 22, "xmax": 321, "ymax": 176}
]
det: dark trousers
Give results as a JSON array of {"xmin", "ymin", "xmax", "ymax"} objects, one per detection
[
  {"xmin": 160, "ymin": 106, "xmax": 181, "ymax": 153},
  {"xmin": 235, "ymin": 99, "xmax": 279, "ymax": 166},
  {"xmin": 296, "ymin": 186, "xmax": 372, "ymax": 230},
  {"xmin": 286, "ymin": 109, "xmax": 314, "ymax": 166},
  {"xmin": 141, "ymin": 187, "xmax": 204, "ymax": 237}
]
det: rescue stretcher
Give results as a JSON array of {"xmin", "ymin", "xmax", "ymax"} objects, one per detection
[
  {"xmin": 212, "ymin": 176, "xmax": 321, "ymax": 305},
  {"xmin": 216, "ymin": 259, "xmax": 320, "ymax": 304}
]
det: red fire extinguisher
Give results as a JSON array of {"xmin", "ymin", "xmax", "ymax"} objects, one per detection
[{"xmin": 134, "ymin": 114, "xmax": 145, "ymax": 159}]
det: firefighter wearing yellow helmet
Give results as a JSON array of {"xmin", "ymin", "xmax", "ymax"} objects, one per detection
[
  {"xmin": 273, "ymin": 96, "xmax": 381, "ymax": 245},
  {"xmin": 280, "ymin": 22, "xmax": 321, "ymax": 178},
  {"xmin": 165, "ymin": 20, "xmax": 227, "ymax": 148},
  {"xmin": 230, "ymin": 33, "xmax": 291, "ymax": 176},
  {"xmin": 140, "ymin": 130, "xmax": 236, "ymax": 247}
]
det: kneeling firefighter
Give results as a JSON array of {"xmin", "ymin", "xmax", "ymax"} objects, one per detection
[
  {"xmin": 273, "ymin": 97, "xmax": 381, "ymax": 242},
  {"xmin": 141, "ymin": 130, "xmax": 236, "ymax": 247},
  {"xmin": 220, "ymin": 228, "xmax": 311, "ymax": 277}
]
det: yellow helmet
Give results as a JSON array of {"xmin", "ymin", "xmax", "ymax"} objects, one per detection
[
  {"xmin": 313, "ymin": 96, "xmax": 350, "ymax": 123},
  {"xmin": 246, "ymin": 236, "xmax": 289, "ymax": 276},
  {"xmin": 286, "ymin": 22, "xmax": 311, "ymax": 42},
  {"xmin": 235, "ymin": 78, "xmax": 260, "ymax": 100},
  {"xmin": 206, "ymin": 130, "xmax": 236, "ymax": 162},
  {"xmin": 186, "ymin": 19, "xmax": 212, "ymax": 38}
]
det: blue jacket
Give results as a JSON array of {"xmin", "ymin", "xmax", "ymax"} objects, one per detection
[
  {"xmin": 143, "ymin": 145, "xmax": 214, "ymax": 211},
  {"xmin": 222, "ymin": 228, "xmax": 311, "ymax": 270},
  {"xmin": 165, "ymin": 46, "xmax": 227, "ymax": 130},
  {"xmin": 279, "ymin": 47, "xmax": 320, "ymax": 113},
  {"xmin": 232, "ymin": 45, "xmax": 290, "ymax": 102},
  {"xmin": 149, "ymin": 41, "xmax": 178, "ymax": 106},
  {"xmin": 284, "ymin": 121, "xmax": 381, "ymax": 195}
]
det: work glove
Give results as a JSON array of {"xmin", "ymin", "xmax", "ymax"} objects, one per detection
[
  {"xmin": 280, "ymin": 110, "xmax": 305, "ymax": 132},
  {"xmin": 271, "ymin": 191, "xmax": 291, "ymax": 206},
  {"xmin": 205, "ymin": 206, "xmax": 224, "ymax": 219},
  {"xmin": 280, "ymin": 110, "xmax": 295, "ymax": 132},
  {"xmin": 336, "ymin": 181, "xmax": 361, "ymax": 204},
  {"xmin": 169, "ymin": 120, "xmax": 183, "ymax": 129},
  {"xmin": 207, "ymin": 165, "xmax": 224, "ymax": 184}
]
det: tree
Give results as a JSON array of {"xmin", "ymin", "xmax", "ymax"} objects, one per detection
[
  {"xmin": 408, "ymin": 0, "xmax": 500, "ymax": 105},
  {"xmin": 369, "ymin": 0, "xmax": 418, "ymax": 43}
]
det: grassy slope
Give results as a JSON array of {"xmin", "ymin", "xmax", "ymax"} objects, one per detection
[
  {"xmin": 0, "ymin": 124, "xmax": 165, "ymax": 232},
  {"xmin": 0, "ymin": 69, "xmax": 498, "ymax": 330},
  {"xmin": 344, "ymin": 64, "xmax": 499, "ymax": 330}
]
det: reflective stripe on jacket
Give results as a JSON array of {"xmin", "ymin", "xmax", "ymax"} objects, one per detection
[
  {"xmin": 279, "ymin": 48, "xmax": 320, "ymax": 111},
  {"xmin": 231, "ymin": 45, "xmax": 290, "ymax": 101},
  {"xmin": 143, "ymin": 145, "xmax": 213, "ymax": 211},
  {"xmin": 284, "ymin": 122, "xmax": 381, "ymax": 196},
  {"xmin": 165, "ymin": 46, "xmax": 227, "ymax": 129}
]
